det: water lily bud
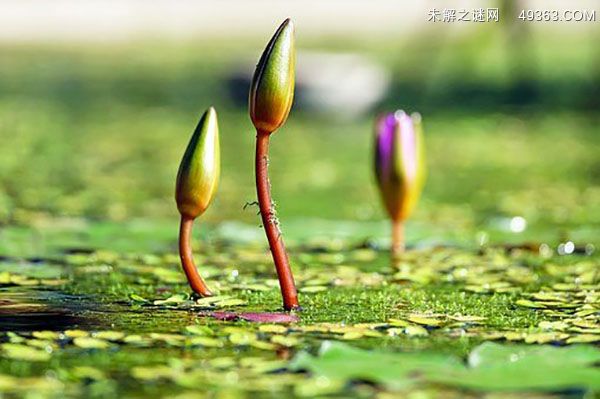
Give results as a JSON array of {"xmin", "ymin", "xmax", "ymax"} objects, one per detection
[
  {"xmin": 175, "ymin": 107, "xmax": 220, "ymax": 219},
  {"xmin": 374, "ymin": 111, "xmax": 426, "ymax": 222},
  {"xmin": 249, "ymin": 18, "xmax": 295, "ymax": 133}
]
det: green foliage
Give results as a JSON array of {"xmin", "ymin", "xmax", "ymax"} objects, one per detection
[
  {"xmin": 291, "ymin": 341, "xmax": 600, "ymax": 392},
  {"xmin": 0, "ymin": 30, "xmax": 598, "ymax": 399},
  {"xmin": 1, "ymin": 238, "xmax": 598, "ymax": 397},
  {"xmin": 0, "ymin": 39, "xmax": 598, "ymax": 237}
]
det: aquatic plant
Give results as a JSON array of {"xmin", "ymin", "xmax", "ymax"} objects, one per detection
[
  {"xmin": 175, "ymin": 107, "xmax": 220, "ymax": 296},
  {"xmin": 374, "ymin": 111, "xmax": 426, "ymax": 257},
  {"xmin": 249, "ymin": 19, "xmax": 299, "ymax": 310}
]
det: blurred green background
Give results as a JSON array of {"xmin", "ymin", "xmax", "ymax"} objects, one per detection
[{"xmin": 0, "ymin": 2, "xmax": 598, "ymax": 254}]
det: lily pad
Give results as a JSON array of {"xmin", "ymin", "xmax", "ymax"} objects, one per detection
[
  {"xmin": 153, "ymin": 293, "xmax": 189, "ymax": 306},
  {"xmin": 290, "ymin": 341, "xmax": 600, "ymax": 392},
  {"xmin": 1, "ymin": 343, "xmax": 51, "ymax": 361},
  {"xmin": 73, "ymin": 337, "xmax": 110, "ymax": 349}
]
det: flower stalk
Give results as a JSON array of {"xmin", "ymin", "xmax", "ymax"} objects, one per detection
[
  {"xmin": 249, "ymin": 19, "xmax": 299, "ymax": 310},
  {"xmin": 374, "ymin": 111, "xmax": 426, "ymax": 259},
  {"xmin": 391, "ymin": 218, "xmax": 405, "ymax": 256},
  {"xmin": 255, "ymin": 131, "xmax": 298, "ymax": 310},
  {"xmin": 179, "ymin": 215, "xmax": 212, "ymax": 296},
  {"xmin": 175, "ymin": 107, "xmax": 220, "ymax": 297}
]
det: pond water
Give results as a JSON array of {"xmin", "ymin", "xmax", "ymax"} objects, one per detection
[{"xmin": 1, "ymin": 226, "xmax": 598, "ymax": 398}]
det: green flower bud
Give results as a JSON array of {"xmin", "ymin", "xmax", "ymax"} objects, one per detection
[
  {"xmin": 249, "ymin": 18, "xmax": 295, "ymax": 133},
  {"xmin": 175, "ymin": 107, "xmax": 220, "ymax": 219}
]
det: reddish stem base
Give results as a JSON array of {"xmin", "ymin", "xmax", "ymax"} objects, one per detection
[
  {"xmin": 255, "ymin": 130, "xmax": 300, "ymax": 311},
  {"xmin": 391, "ymin": 219, "xmax": 405, "ymax": 260},
  {"xmin": 179, "ymin": 216, "xmax": 213, "ymax": 297}
]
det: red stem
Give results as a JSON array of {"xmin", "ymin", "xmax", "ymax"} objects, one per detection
[
  {"xmin": 179, "ymin": 215, "xmax": 213, "ymax": 297},
  {"xmin": 391, "ymin": 219, "xmax": 405, "ymax": 258},
  {"xmin": 255, "ymin": 130, "xmax": 300, "ymax": 310}
]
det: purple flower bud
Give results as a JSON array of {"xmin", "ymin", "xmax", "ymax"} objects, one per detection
[{"xmin": 374, "ymin": 111, "xmax": 426, "ymax": 222}]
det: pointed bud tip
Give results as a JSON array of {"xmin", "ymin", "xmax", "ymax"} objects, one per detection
[
  {"xmin": 249, "ymin": 19, "xmax": 296, "ymax": 133},
  {"xmin": 281, "ymin": 18, "xmax": 294, "ymax": 30},
  {"xmin": 394, "ymin": 110, "xmax": 407, "ymax": 119},
  {"xmin": 175, "ymin": 107, "xmax": 220, "ymax": 219},
  {"xmin": 411, "ymin": 112, "xmax": 422, "ymax": 124},
  {"xmin": 206, "ymin": 106, "xmax": 217, "ymax": 119}
]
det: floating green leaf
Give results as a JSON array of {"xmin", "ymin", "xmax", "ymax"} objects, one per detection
[
  {"xmin": 153, "ymin": 293, "xmax": 189, "ymax": 306},
  {"xmin": 73, "ymin": 337, "xmax": 110, "ymax": 349},
  {"xmin": 1, "ymin": 343, "xmax": 51, "ymax": 361},
  {"xmin": 290, "ymin": 341, "xmax": 600, "ymax": 392}
]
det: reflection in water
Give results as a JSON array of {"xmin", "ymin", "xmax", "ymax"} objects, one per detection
[{"xmin": 0, "ymin": 288, "xmax": 98, "ymax": 332}]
